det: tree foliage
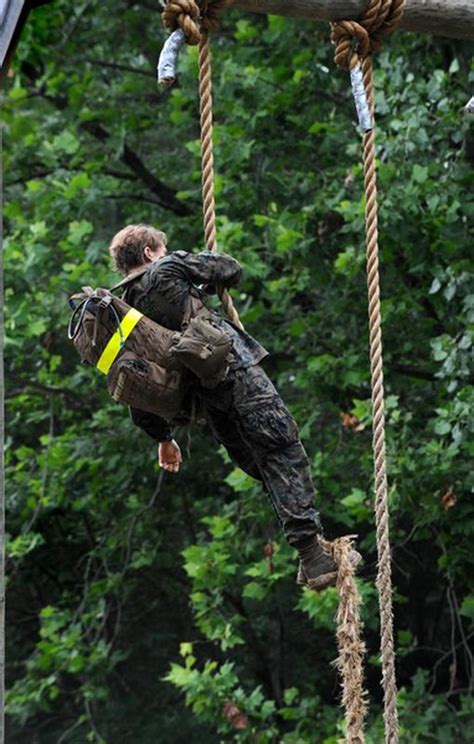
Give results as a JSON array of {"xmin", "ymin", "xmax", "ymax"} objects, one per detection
[{"xmin": 3, "ymin": 2, "xmax": 474, "ymax": 742}]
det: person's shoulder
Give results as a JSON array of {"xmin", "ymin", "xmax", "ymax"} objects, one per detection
[
  {"xmin": 171, "ymin": 250, "xmax": 213, "ymax": 262},
  {"xmin": 147, "ymin": 252, "xmax": 186, "ymax": 273},
  {"xmin": 142, "ymin": 252, "xmax": 191, "ymax": 284},
  {"xmin": 157, "ymin": 250, "xmax": 191, "ymax": 266},
  {"xmin": 165, "ymin": 250, "xmax": 218, "ymax": 260}
]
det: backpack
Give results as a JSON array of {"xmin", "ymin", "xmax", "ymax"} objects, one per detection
[{"xmin": 67, "ymin": 272, "xmax": 232, "ymax": 419}]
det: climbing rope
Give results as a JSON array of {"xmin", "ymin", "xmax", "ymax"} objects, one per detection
[
  {"xmin": 331, "ymin": 2, "xmax": 405, "ymax": 743},
  {"xmin": 322, "ymin": 537, "xmax": 367, "ymax": 744},
  {"xmin": 162, "ymin": 0, "xmax": 242, "ymax": 328}
]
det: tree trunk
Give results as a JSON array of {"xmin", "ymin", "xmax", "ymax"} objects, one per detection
[{"xmin": 233, "ymin": 0, "xmax": 474, "ymax": 40}]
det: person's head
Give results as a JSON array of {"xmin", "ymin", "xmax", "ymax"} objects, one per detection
[{"xmin": 108, "ymin": 224, "xmax": 168, "ymax": 275}]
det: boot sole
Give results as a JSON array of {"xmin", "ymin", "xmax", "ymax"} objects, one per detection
[
  {"xmin": 306, "ymin": 570, "xmax": 338, "ymax": 591},
  {"xmin": 297, "ymin": 549, "xmax": 362, "ymax": 591}
]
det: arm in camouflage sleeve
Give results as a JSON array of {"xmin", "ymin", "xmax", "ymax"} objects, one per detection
[
  {"xmin": 129, "ymin": 407, "xmax": 173, "ymax": 442},
  {"xmin": 178, "ymin": 251, "xmax": 242, "ymax": 288}
]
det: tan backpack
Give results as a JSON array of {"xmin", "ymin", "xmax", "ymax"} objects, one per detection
[{"xmin": 68, "ymin": 276, "xmax": 232, "ymax": 418}]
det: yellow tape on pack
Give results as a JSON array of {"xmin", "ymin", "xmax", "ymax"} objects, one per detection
[{"xmin": 96, "ymin": 307, "xmax": 143, "ymax": 374}]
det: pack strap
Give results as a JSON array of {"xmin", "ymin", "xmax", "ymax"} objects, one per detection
[
  {"xmin": 96, "ymin": 307, "xmax": 143, "ymax": 374},
  {"xmin": 110, "ymin": 266, "xmax": 150, "ymax": 292},
  {"xmin": 182, "ymin": 286, "xmax": 212, "ymax": 327}
]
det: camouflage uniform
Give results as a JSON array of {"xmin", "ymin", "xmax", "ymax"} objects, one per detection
[{"xmin": 125, "ymin": 250, "xmax": 322, "ymax": 546}]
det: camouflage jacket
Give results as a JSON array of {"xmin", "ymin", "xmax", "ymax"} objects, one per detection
[{"xmin": 124, "ymin": 250, "xmax": 268, "ymax": 442}]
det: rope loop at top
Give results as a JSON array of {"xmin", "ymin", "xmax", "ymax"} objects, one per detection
[
  {"xmin": 162, "ymin": 0, "xmax": 233, "ymax": 45},
  {"xmin": 331, "ymin": 0, "xmax": 405, "ymax": 70}
]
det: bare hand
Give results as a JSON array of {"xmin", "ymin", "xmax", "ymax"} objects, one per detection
[{"xmin": 158, "ymin": 440, "xmax": 182, "ymax": 474}]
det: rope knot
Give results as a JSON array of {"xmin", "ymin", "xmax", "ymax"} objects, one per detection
[
  {"xmin": 330, "ymin": 0, "xmax": 405, "ymax": 70},
  {"xmin": 200, "ymin": 0, "xmax": 232, "ymax": 32},
  {"xmin": 162, "ymin": 0, "xmax": 232, "ymax": 45},
  {"xmin": 331, "ymin": 20, "xmax": 371, "ymax": 71},
  {"xmin": 162, "ymin": 0, "xmax": 201, "ymax": 45}
]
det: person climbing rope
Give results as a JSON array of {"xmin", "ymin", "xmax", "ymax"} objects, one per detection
[{"xmin": 108, "ymin": 222, "xmax": 360, "ymax": 591}]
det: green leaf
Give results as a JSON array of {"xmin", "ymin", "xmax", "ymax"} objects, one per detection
[
  {"xmin": 434, "ymin": 420, "xmax": 451, "ymax": 436},
  {"xmin": 7, "ymin": 532, "xmax": 45, "ymax": 558},
  {"xmin": 459, "ymin": 595, "xmax": 474, "ymax": 621},
  {"xmin": 242, "ymin": 581, "xmax": 267, "ymax": 601},
  {"xmin": 180, "ymin": 642, "xmax": 193, "ymax": 658},
  {"xmin": 52, "ymin": 131, "xmax": 80, "ymax": 155},
  {"xmin": 412, "ymin": 164, "xmax": 428, "ymax": 183},
  {"xmin": 67, "ymin": 220, "xmax": 93, "ymax": 246},
  {"xmin": 225, "ymin": 468, "xmax": 255, "ymax": 493}
]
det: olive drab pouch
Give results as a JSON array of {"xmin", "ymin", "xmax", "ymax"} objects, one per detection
[
  {"xmin": 170, "ymin": 291, "xmax": 233, "ymax": 389},
  {"xmin": 68, "ymin": 287, "xmax": 186, "ymax": 418},
  {"xmin": 106, "ymin": 352, "xmax": 184, "ymax": 419}
]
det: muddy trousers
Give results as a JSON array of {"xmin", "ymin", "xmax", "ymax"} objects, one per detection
[{"xmin": 197, "ymin": 365, "xmax": 322, "ymax": 546}]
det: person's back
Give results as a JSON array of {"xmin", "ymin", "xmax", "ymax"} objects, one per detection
[
  {"xmin": 124, "ymin": 249, "xmax": 268, "ymax": 371},
  {"xmin": 126, "ymin": 250, "xmax": 238, "ymax": 329}
]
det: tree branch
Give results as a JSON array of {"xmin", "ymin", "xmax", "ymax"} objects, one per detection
[
  {"xmin": 5, "ymin": 167, "xmax": 52, "ymax": 187},
  {"xmin": 389, "ymin": 363, "xmax": 437, "ymax": 382},
  {"xmin": 6, "ymin": 378, "xmax": 107, "ymax": 415},
  {"xmin": 20, "ymin": 65, "xmax": 193, "ymax": 217},
  {"xmin": 84, "ymin": 58, "xmax": 156, "ymax": 78},
  {"xmin": 104, "ymin": 169, "xmax": 141, "ymax": 181},
  {"xmin": 6, "ymin": 377, "xmax": 86, "ymax": 404},
  {"xmin": 105, "ymin": 192, "xmax": 186, "ymax": 209},
  {"xmin": 81, "ymin": 120, "xmax": 193, "ymax": 217}
]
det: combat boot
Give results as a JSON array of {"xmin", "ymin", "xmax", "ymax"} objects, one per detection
[{"xmin": 296, "ymin": 536, "xmax": 362, "ymax": 592}]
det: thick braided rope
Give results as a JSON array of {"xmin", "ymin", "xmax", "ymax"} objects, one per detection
[
  {"xmin": 361, "ymin": 54, "xmax": 399, "ymax": 744},
  {"xmin": 331, "ymin": 3, "xmax": 405, "ymax": 743},
  {"xmin": 163, "ymin": 0, "xmax": 243, "ymax": 328},
  {"xmin": 162, "ymin": 0, "xmax": 201, "ymax": 44},
  {"xmin": 321, "ymin": 537, "xmax": 367, "ymax": 744},
  {"xmin": 198, "ymin": 31, "xmax": 243, "ymax": 327},
  {"xmin": 198, "ymin": 31, "xmax": 218, "ymax": 254},
  {"xmin": 162, "ymin": 0, "xmax": 233, "ymax": 44}
]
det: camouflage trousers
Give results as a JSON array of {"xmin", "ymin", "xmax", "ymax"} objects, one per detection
[{"xmin": 197, "ymin": 365, "xmax": 322, "ymax": 546}]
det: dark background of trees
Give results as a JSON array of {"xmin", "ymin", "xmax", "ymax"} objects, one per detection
[{"xmin": 3, "ymin": 2, "xmax": 473, "ymax": 741}]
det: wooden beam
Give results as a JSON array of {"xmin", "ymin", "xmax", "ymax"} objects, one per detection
[{"xmin": 233, "ymin": 0, "xmax": 474, "ymax": 41}]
